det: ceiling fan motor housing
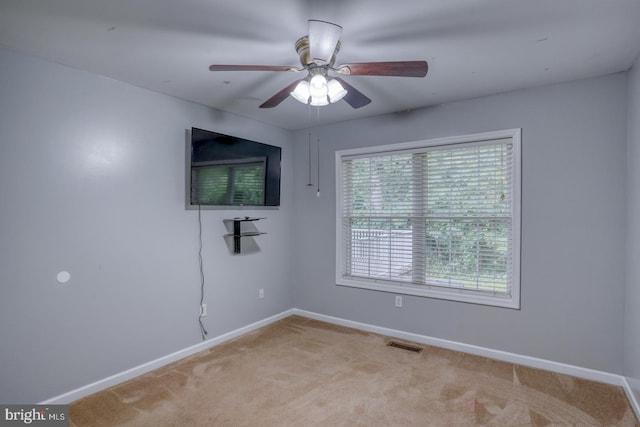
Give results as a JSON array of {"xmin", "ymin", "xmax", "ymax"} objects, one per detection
[{"xmin": 295, "ymin": 36, "xmax": 340, "ymax": 67}]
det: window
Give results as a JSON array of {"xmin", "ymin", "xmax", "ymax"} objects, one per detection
[{"xmin": 335, "ymin": 129, "xmax": 521, "ymax": 308}]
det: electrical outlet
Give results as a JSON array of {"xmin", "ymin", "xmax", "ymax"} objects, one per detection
[
  {"xmin": 395, "ymin": 295, "xmax": 403, "ymax": 308},
  {"xmin": 258, "ymin": 288, "xmax": 264, "ymax": 299},
  {"xmin": 200, "ymin": 304, "xmax": 207, "ymax": 317}
]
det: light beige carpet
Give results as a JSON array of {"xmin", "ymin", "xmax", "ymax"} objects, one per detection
[{"xmin": 70, "ymin": 315, "xmax": 639, "ymax": 426}]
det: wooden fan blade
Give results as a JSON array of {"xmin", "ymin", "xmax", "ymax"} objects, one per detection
[
  {"xmin": 259, "ymin": 79, "xmax": 304, "ymax": 108},
  {"xmin": 337, "ymin": 61, "xmax": 428, "ymax": 77},
  {"xmin": 332, "ymin": 78, "xmax": 371, "ymax": 109},
  {"xmin": 209, "ymin": 64, "xmax": 299, "ymax": 72}
]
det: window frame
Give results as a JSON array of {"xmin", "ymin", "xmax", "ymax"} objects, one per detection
[{"xmin": 335, "ymin": 129, "xmax": 522, "ymax": 309}]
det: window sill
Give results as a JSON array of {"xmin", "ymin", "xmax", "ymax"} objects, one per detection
[{"xmin": 336, "ymin": 277, "xmax": 520, "ymax": 309}]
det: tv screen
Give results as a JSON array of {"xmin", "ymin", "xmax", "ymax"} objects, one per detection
[{"xmin": 188, "ymin": 127, "xmax": 281, "ymax": 207}]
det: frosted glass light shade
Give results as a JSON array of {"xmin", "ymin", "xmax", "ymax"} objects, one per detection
[
  {"xmin": 291, "ymin": 80, "xmax": 310, "ymax": 103},
  {"xmin": 310, "ymin": 95, "xmax": 329, "ymax": 106},
  {"xmin": 309, "ymin": 74, "xmax": 328, "ymax": 98},
  {"xmin": 327, "ymin": 79, "xmax": 347, "ymax": 103}
]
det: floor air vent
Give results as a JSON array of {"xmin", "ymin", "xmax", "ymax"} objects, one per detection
[{"xmin": 387, "ymin": 341, "xmax": 424, "ymax": 353}]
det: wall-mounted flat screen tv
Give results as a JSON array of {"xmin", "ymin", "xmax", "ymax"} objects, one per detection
[{"xmin": 188, "ymin": 127, "xmax": 281, "ymax": 207}]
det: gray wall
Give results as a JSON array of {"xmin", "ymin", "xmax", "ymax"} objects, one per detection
[
  {"xmin": 292, "ymin": 73, "xmax": 628, "ymax": 374},
  {"xmin": 0, "ymin": 46, "xmax": 294, "ymax": 403},
  {"xmin": 626, "ymin": 56, "xmax": 640, "ymax": 403}
]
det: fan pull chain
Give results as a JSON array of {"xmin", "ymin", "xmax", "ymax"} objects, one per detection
[
  {"xmin": 307, "ymin": 104, "xmax": 313, "ymax": 187},
  {"xmin": 316, "ymin": 107, "xmax": 321, "ymax": 197}
]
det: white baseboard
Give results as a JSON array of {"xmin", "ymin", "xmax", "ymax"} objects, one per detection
[
  {"xmin": 292, "ymin": 309, "xmax": 625, "ymax": 386},
  {"xmin": 40, "ymin": 309, "xmax": 295, "ymax": 404},
  {"xmin": 623, "ymin": 377, "xmax": 640, "ymax": 421},
  {"xmin": 41, "ymin": 306, "xmax": 640, "ymax": 421},
  {"xmin": 296, "ymin": 309, "xmax": 640, "ymax": 419}
]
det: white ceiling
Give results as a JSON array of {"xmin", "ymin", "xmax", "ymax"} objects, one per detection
[{"xmin": 1, "ymin": 0, "xmax": 639, "ymax": 130}]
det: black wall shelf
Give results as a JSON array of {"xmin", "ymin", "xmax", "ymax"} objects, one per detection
[{"xmin": 223, "ymin": 217, "xmax": 266, "ymax": 254}]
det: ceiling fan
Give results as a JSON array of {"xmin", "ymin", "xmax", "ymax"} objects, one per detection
[{"xmin": 209, "ymin": 20, "xmax": 428, "ymax": 109}]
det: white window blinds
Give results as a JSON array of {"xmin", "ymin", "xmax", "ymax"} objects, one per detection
[{"xmin": 336, "ymin": 130, "xmax": 521, "ymax": 308}]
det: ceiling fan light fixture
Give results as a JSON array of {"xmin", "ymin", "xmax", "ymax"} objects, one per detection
[
  {"xmin": 309, "ymin": 74, "xmax": 328, "ymax": 98},
  {"xmin": 327, "ymin": 78, "xmax": 347, "ymax": 103},
  {"xmin": 308, "ymin": 20, "xmax": 342, "ymax": 63},
  {"xmin": 290, "ymin": 76, "xmax": 348, "ymax": 106},
  {"xmin": 291, "ymin": 80, "xmax": 310, "ymax": 103},
  {"xmin": 309, "ymin": 95, "xmax": 329, "ymax": 107}
]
